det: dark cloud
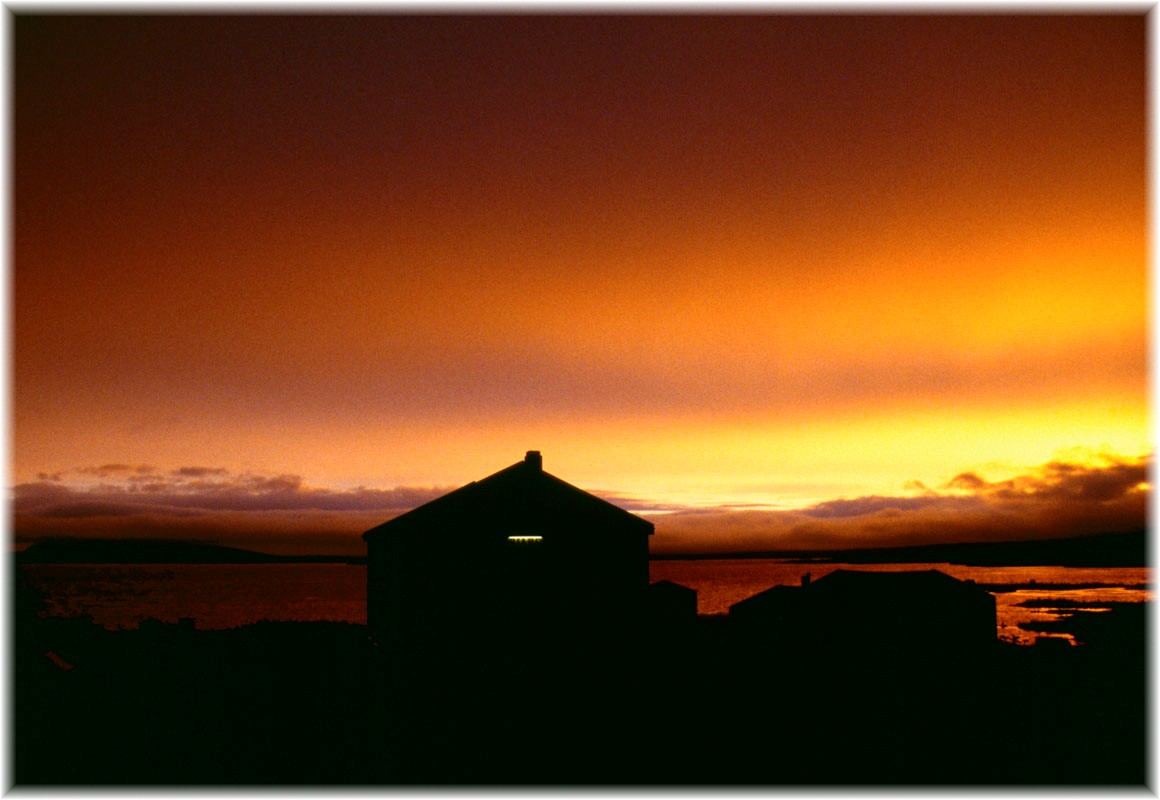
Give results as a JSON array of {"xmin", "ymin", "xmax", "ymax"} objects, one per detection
[
  {"xmin": 172, "ymin": 466, "xmax": 230, "ymax": 478},
  {"xmin": 76, "ymin": 464, "xmax": 156, "ymax": 478},
  {"xmin": 12, "ymin": 481, "xmax": 76, "ymax": 508},
  {"xmin": 10, "ymin": 465, "xmax": 446, "ymax": 555},
  {"xmin": 11, "ymin": 454, "xmax": 1149, "ymax": 557},
  {"xmin": 941, "ymin": 457, "xmax": 1148, "ymax": 505},
  {"xmin": 801, "ymin": 494, "xmax": 983, "ymax": 519},
  {"xmin": 649, "ymin": 454, "xmax": 1150, "ymax": 555},
  {"xmin": 12, "ymin": 468, "xmax": 455, "ymax": 517},
  {"xmin": 946, "ymin": 472, "xmax": 987, "ymax": 491},
  {"xmin": 38, "ymin": 502, "xmax": 159, "ymax": 519},
  {"xmin": 1016, "ymin": 458, "xmax": 1146, "ymax": 502}
]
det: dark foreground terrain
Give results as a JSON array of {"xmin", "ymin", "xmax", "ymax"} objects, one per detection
[{"xmin": 13, "ymin": 589, "xmax": 1148, "ymax": 786}]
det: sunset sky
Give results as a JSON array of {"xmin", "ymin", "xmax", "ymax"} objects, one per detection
[{"xmin": 12, "ymin": 13, "xmax": 1149, "ymax": 555}]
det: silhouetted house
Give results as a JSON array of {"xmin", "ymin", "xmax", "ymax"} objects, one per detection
[
  {"xmin": 729, "ymin": 569, "xmax": 996, "ymax": 652},
  {"xmin": 730, "ymin": 583, "xmax": 810, "ymax": 639},
  {"xmin": 647, "ymin": 580, "xmax": 698, "ymax": 625},
  {"xmin": 362, "ymin": 451, "xmax": 654, "ymax": 651}
]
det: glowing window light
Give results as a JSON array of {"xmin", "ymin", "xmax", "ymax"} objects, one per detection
[{"xmin": 507, "ymin": 535, "xmax": 543, "ymax": 543}]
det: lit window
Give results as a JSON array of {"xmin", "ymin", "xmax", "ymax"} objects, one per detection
[{"xmin": 507, "ymin": 535, "xmax": 543, "ymax": 543}]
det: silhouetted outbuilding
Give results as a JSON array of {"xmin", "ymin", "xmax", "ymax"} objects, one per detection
[
  {"xmin": 730, "ymin": 583, "xmax": 810, "ymax": 638},
  {"xmin": 729, "ymin": 569, "xmax": 996, "ymax": 652},
  {"xmin": 362, "ymin": 451, "xmax": 654, "ymax": 650},
  {"xmin": 647, "ymin": 579, "xmax": 698, "ymax": 625}
]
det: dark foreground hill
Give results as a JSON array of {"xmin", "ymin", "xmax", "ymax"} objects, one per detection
[
  {"xmin": 819, "ymin": 529, "xmax": 1148, "ymax": 567},
  {"xmin": 656, "ymin": 529, "xmax": 1148, "ymax": 567},
  {"xmin": 13, "ymin": 605, "xmax": 1147, "ymax": 786}
]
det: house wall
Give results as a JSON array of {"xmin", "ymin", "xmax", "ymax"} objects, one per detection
[
  {"xmin": 727, "ymin": 579, "xmax": 998, "ymax": 653},
  {"xmin": 366, "ymin": 523, "xmax": 650, "ymax": 650}
]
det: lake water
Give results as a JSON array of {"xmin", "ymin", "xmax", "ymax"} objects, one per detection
[
  {"xmin": 17, "ymin": 560, "xmax": 1152, "ymax": 646},
  {"xmin": 649, "ymin": 559, "xmax": 1152, "ymax": 646},
  {"xmin": 18, "ymin": 563, "xmax": 368, "ymax": 631}
]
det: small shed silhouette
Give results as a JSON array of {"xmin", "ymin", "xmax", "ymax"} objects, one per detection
[
  {"xmin": 647, "ymin": 579, "xmax": 698, "ymax": 625},
  {"xmin": 363, "ymin": 451, "xmax": 654, "ymax": 649},
  {"xmin": 730, "ymin": 569, "xmax": 996, "ymax": 652}
]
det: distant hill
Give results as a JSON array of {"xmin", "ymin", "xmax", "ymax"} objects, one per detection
[
  {"xmin": 654, "ymin": 529, "xmax": 1148, "ymax": 567},
  {"xmin": 812, "ymin": 529, "xmax": 1147, "ymax": 567},
  {"xmin": 16, "ymin": 539, "xmax": 366, "ymax": 565}
]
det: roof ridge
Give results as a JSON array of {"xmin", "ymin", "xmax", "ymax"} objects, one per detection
[{"xmin": 362, "ymin": 456, "xmax": 653, "ymax": 540}]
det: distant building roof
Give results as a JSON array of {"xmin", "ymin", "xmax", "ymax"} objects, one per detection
[
  {"xmin": 649, "ymin": 579, "xmax": 697, "ymax": 597},
  {"xmin": 727, "ymin": 568, "xmax": 998, "ymax": 652},
  {"xmin": 729, "ymin": 569, "xmax": 991, "ymax": 618},
  {"xmin": 728, "ymin": 583, "xmax": 806, "ymax": 618},
  {"xmin": 363, "ymin": 451, "xmax": 654, "ymax": 541},
  {"xmin": 809, "ymin": 569, "xmax": 983, "ymax": 598}
]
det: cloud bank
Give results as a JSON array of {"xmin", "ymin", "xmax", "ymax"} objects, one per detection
[
  {"xmin": 648, "ymin": 453, "xmax": 1150, "ymax": 554},
  {"xmin": 11, "ymin": 454, "xmax": 1149, "ymax": 556},
  {"xmin": 12, "ymin": 467, "xmax": 456, "ymax": 555}
]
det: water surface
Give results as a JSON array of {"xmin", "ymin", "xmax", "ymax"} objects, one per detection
[
  {"xmin": 19, "ymin": 559, "xmax": 1150, "ymax": 645},
  {"xmin": 649, "ymin": 558, "xmax": 1151, "ymax": 645}
]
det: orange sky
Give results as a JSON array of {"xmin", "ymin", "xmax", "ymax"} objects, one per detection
[{"xmin": 12, "ymin": 14, "xmax": 1149, "ymax": 555}]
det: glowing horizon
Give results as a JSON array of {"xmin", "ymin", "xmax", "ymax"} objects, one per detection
[{"xmin": 12, "ymin": 14, "xmax": 1148, "ymax": 555}]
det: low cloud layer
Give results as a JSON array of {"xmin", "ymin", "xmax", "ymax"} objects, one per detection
[
  {"xmin": 650, "ymin": 453, "xmax": 1150, "ymax": 554},
  {"xmin": 11, "ymin": 454, "xmax": 1150, "ymax": 556},
  {"xmin": 12, "ymin": 467, "xmax": 456, "ymax": 555},
  {"xmin": 16, "ymin": 467, "xmax": 453, "ymax": 514}
]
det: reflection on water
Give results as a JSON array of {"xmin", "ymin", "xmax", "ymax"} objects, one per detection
[
  {"xmin": 18, "ymin": 559, "xmax": 1150, "ymax": 645},
  {"xmin": 994, "ymin": 586, "xmax": 1147, "ymax": 646},
  {"xmin": 649, "ymin": 559, "xmax": 1151, "ymax": 645},
  {"xmin": 19, "ymin": 563, "xmax": 367, "ymax": 630}
]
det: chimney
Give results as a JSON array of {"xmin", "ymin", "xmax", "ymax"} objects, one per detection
[{"xmin": 525, "ymin": 450, "xmax": 542, "ymax": 471}]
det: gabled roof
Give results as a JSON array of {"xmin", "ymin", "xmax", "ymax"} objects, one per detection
[
  {"xmin": 729, "ymin": 569, "xmax": 985, "ymax": 615},
  {"xmin": 729, "ymin": 583, "xmax": 804, "ymax": 616},
  {"xmin": 648, "ymin": 579, "xmax": 697, "ymax": 598},
  {"xmin": 362, "ymin": 451, "xmax": 654, "ymax": 541},
  {"xmin": 810, "ymin": 569, "xmax": 982, "ymax": 597}
]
